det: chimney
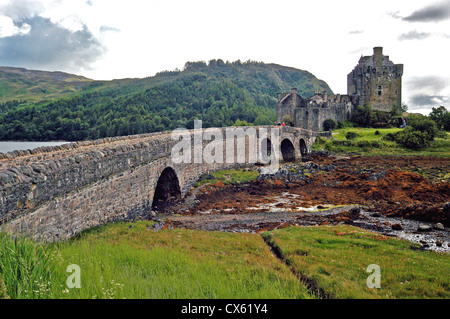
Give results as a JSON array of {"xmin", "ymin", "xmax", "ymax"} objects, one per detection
[
  {"xmin": 374, "ymin": 47, "xmax": 383, "ymax": 67},
  {"xmin": 291, "ymin": 88, "xmax": 297, "ymax": 108}
]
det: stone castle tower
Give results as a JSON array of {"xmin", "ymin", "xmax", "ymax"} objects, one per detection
[
  {"xmin": 276, "ymin": 47, "xmax": 403, "ymax": 130},
  {"xmin": 347, "ymin": 47, "xmax": 403, "ymax": 112}
]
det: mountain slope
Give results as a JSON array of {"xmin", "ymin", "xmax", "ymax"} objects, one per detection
[
  {"xmin": 0, "ymin": 60, "xmax": 333, "ymax": 141},
  {"xmin": 0, "ymin": 67, "xmax": 92, "ymax": 103}
]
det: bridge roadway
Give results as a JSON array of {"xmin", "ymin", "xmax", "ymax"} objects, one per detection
[{"xmin": 0, "ymin": 126, "xmax": 329, "ymax": 241}]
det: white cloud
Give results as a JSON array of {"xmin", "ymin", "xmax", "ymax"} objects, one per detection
[{"xmin": 0, "ymin": 15, "xmax": 31, "ymax": 37}]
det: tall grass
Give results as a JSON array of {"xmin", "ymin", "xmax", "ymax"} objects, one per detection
[
  {"xmin": 263, "ymin": 225, "xmax": 450, "ymax": 299},
  {"xmin": 0, "ymin": 233, "xmax": 64, "ymax": 299},
  {"xmin": 50, "ymin": 222, "xmax": 310, "ymax": 299}
]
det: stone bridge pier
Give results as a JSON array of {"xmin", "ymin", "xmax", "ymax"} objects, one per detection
[{"xmin": 0, "ymin": 126, "xmax": 329, "ymax": 241}]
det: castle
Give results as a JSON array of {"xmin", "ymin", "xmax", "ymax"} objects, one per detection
[{"xmin": 276, "ymin": 47, "xmax": 403, "ymax": 131}]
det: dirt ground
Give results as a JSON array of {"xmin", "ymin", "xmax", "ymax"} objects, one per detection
[{"xmin": 165, "ymin": 154, "xmax": 450, "ymax": 230}]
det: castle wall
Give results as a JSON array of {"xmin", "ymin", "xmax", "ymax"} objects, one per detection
[{"xmin": 294, "ymin": 102, "xmax": 351, "ymax": 131}]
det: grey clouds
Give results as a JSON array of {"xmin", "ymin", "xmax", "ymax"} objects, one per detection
[
  {"xmin": 0, "ymin": 16, "xmax": 105, "ymax": 72},
  {"xmin": 403, "ymin": 0, "xmax": 450, "ymax": 22}
]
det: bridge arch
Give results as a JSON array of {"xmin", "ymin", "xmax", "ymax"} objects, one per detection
[
  {"xmin": 281, "ymin": 139, "xmax": 295, "ymax": 162},
  {"xmin": 152, "ymin": 167, "xmax": 181, "ymax": 212}
]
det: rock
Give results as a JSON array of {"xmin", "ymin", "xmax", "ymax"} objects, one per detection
[
  {"xmin": 435, "ymin": 241, "xmax": 443, "ymax": 247},
  {"xmin": 371, "ymin": 213, "xmax": 381, "ymax": 218},
  {"xmin": 349, "ymin": 207, "xmax": 361, "ymax": 214},
  {"xmin": 128, "ymin": 225, "xmax": 135, "ymax": 229},
  {"xmin": 417, "ymin": 225, "xmax": 432, "ymax": 232},
  {"xmin": 434, "ymin": 223, "xmax": 445, "ymax": 230},
  {"xmin": 392, "ymin": 223, "xmax": 403, "ymax": 231}
]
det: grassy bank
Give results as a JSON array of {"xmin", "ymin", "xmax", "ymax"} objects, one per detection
[
  {"xmin": 313, "ymin": 127, "xmax": 450, "ymax": 158},
  {"xmin": 194, "ymin": 168, "xmax": 259, "ymax": 187},
  {"xmin": 262, "ymin": 225, "xmax": 449, "ymax": 299},
  {"xmin": 0, "ymin": 222, "xmax": 309, "ymax": 299},
  {"xmin": 1, "ymin": 222, "xmax": 449, "ymax": 299}
]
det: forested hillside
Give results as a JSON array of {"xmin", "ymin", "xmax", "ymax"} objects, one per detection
[{"xmin": 0, "ymin": 60, "xmax": 332, "ymax": 141}]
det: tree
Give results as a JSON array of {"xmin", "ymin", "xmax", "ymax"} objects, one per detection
[
  {"xmin": 281, "ymin": 115, "xmax": 294, "ymax": 125},
  {"xmin": 351, "ymin": 104, "xmax": 373, "ymax": 127},
  {"xmin": 429, "ymin": 106, "xmax": 450, "ymax": 131},
  {"xmin": 323, "ymin": 119, "xmax": 337, "ymax": 131}
]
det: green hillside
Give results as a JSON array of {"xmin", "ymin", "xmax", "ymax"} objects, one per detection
[
  {"xmin": 0, "ymin": 60, "xmax": 332, "ymax": 141},
  {"xmin": 0, "ymin": 66, "xmax": 92, "ymax": 103}
]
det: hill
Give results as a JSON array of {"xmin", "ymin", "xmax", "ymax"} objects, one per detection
[
  {"xmin": 0, "ymin": 66, "xmax": 92, "ymax": 103},
  {"xmin": 0, "ymin": 60, "xmax": 332, "ymax": 141}
]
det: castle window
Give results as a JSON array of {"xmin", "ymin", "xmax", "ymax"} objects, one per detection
[{"xmin": 378, "ymin": 86, "xmax": 382, "ymax": 96}]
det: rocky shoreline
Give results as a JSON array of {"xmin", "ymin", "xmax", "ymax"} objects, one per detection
[{"xmin": 154, "ymin": 153, "xmax": 450, "ymax": 252}]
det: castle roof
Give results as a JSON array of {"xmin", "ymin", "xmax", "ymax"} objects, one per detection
[{"xmin": 358, "ymin": 55, "xmax": 395, "ymax": 67}]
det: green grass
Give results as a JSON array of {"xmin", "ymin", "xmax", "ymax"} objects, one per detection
[
  {"xmin": 194, "ymin": 168, "xmax": 259, "ymax": 187},
  {"xmin": 1, "ymin": 222, "xmax": 449, "ymax": 299},
  {"xmin": 313, "ymin": 127, "xmax": 450, "ymax": 157},
  {"xmin": 262, "ymin": 225, "xmax": 450, "ymax": 299},
  {"xmin": 19, "ymin": 221, "xmax": 309, "ymax": 299},
  {"xmin": 0, "ymin": 233, "xmax": 64, "ymax": 299}
]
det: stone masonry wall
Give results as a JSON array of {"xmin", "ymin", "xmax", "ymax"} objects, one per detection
[{"xmin": 0, "ymin": 127, "xmax": 313, "ymax": 242}]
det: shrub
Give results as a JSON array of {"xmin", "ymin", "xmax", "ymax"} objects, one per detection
[
  {"xmin": 337, "ymin": 121, "xmax": 357, "ymax": 129},
  {"xmin": 436, "ymin": 131, "xmax": 449, "ymax": 139},
  {"xmin": 382, "ymin": 133, "xmax": 395, "ymax": 141},
  {"xmin": 357, "ymin": 140, "xmax": 371, "ymax": 148},
  {"xmin": 233, "ymin": 119, "xmax": 253, "ymax": 127},
  {"xmin": 315, "ymin": 136, "xmax": 326, "ymax": 145},
  {"xmin": 332, "ymin": 140, "xmax": 355, "ymax": 147},
  {"xmin": 408, "ymin": 115, "xmax": 438, "ymax": 138},
  {"xmin": 394, "ymin": 128, "xmax": 433, "ymax": 149},
  {"xmin": 374, "ymin": 130, "xmax": 380, "ymax": 135},
  {"xmin": 323, "ymin": 119, "xmax": 337, "ymax": 131},
  {"xmin": 393, "ymin": 115, "xmax": 439, "ymax": 149},
  {"xmin": 281, "ymin": 115, "xmax": 294, "ymax": 125},
  {"xmin": 370, "ymin": 141, "xmax": 381, "ymax": 148},
  {"xmin": 345, "ymin": 132, "xmax": 358, "ymax": 140}
]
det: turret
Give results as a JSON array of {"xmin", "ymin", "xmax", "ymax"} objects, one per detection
[{"xmin": 374, "ymin": 47, "xmax": 383, "ymax": 67}]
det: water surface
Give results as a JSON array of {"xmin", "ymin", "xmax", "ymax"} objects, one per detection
[{"xmin": 0, "ymin": 141, "xmax": 69, "ymax": 154}]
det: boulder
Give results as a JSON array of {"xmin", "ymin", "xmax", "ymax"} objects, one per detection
[
  {"xmin": 391, "ymin": 223, "xmax": 403, "ymax": 231},
  {"xmin": 433, "ymin": 223, "xmax": 445, "ymax": 230},
  {"xmin": 417, "ymin": 225, "xmax": 432, "ymax": 232}
]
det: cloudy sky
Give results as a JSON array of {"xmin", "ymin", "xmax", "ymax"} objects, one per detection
[{"xmin": 1, "ymin": 0, "xmax": 449, "ymax": 114}]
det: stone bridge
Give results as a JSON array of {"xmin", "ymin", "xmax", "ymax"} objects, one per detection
[{"xmin": 0, "ymin": 126, "xmax": 329, "ymax": 241}]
